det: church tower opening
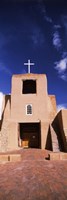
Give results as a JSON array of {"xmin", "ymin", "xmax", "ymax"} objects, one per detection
[{"xmin": 22, "ymin": 80, "xmax": 36, "ymax": 94}]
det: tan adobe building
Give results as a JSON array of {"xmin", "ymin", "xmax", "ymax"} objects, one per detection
[{"xmin": 0, "ymin": 73, "xmax": 67, "ymax": 152}]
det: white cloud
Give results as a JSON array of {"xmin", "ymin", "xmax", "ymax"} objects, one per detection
[
  {"xmin": 53, "ymin": 31, "xmax": 62, "ymax": 50},
  {"xmin": 57, "ymin": 104, "xmax": 67, "ymax": 112},
  {"xmin": 60, "ymin": 74, "xmax": 67, "ymax": 81},
  {"xmin": 0, "ymin": 63, "xmax": 12, "ymax": 76},
  {"xmin": 44, "ymin": 16, "xmax": 52, "ymax": 23},
  {"xmin": 54, "ymin": 25, "xmax": 61, "ymax": 29},
  {"xmin": 0, "ymin": 92, "xmax": 3, "ymax": 120},
  {"xmin": 62, "ymin": 52, "xmax": 67, "ymax": 58},
  {"xmin": 54, "ymin": 54, "xmax": 67, "ymax": 81},
  {"xmin": 37, "ymin": 2, "xmax": 52, "ymax": 24},
  {"xmin": 54, "ymin": 58, "xmax": 67, "ymax": 73}
]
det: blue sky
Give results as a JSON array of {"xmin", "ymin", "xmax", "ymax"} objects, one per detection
[{"xmin": 0, "ymin": 0, "xmax": 67, "ymax": 110}]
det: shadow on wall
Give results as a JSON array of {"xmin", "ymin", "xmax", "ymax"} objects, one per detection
[
  {"xmin": 0, "ymin": 95, "xmax": 11, "ymax": 131},
  {"xmin": 52, "ymin": 111, "xmax": 67, "ymax": 152},
  {"xmin": 45, "ymin": 126, "xmax": 52, "ymax": 151}
]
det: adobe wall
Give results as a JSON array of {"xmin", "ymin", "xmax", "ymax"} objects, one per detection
[
  {"xmin": 11, "ymin": 74, "xmax": 49, "ymax": 123},
  {"xmin": 41, "ymin": 122, "xmax": 49, "ymax": 149},
  {"xmin": 7, "ymin": 121, "xmax": 18, "ymax": 151},
  {"xmin": 52, "ymin": 110, "xmax": 67, "ymax": 152},
  {"xmin": 48, "ymin": 95, "xmax": 57, "ymax": 122},
  {"xmin": 61, "ymin": 110, "xmax": 67, "ymax": 144},
  {"xmin": 0, "ymin": 74, "xmax": 58, "ymax": 151},
  {"xmin": 0, "ymin": 94, "xmax": 19, "ymax": 151},
  {"xmin": 0, "ymin": 73, "xmax": 64, "ymax": 152},
  {"xmin": 61, "ymin": 109, "xmax": 67, "ymax": 128},
  {"xmin": 0, "ymin": 95, "xmax": 11, "ymax": 151}
]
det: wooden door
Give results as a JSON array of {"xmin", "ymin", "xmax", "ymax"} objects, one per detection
[
  {"xmin": 21, "ymin": 131, "xmax": 39, "ymax": 148},
  {"xmin": 29, "ymin": 132, "xmax": 39, "ymax": 148}
]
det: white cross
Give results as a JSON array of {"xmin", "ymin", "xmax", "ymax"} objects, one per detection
[{"xmin": 24, "ymin": 59, "xmax": 34, "ymax": 73}]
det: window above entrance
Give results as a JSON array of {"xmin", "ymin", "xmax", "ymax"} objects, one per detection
[
  {"xmin": 26, "ymin": 104, "xmax": 32, "ymax": 115},
  {"xmin": 22, "ymin": 80, "xmax": 36, "ymax": 94}
]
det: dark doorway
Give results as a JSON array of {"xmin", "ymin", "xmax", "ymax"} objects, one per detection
[{"xmin": 20, "ymin": 123, "xmax": 41, "ymax": 148}]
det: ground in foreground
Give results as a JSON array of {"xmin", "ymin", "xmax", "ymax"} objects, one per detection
[{"xmin": 0, "ymin": 149, "xmax": 67, "ymax": 200}]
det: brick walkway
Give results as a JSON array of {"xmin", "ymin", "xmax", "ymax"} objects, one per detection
[{"xmin": 0, "ymin": 149, "xmax": 67, "ymax": 200}]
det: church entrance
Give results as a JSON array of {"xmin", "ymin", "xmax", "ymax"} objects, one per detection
[{"xmin": 19, "ymin": 123, "xmax": 41, "ymax": 148}]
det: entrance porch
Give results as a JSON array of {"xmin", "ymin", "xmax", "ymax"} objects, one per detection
[{"xmin": 19, "ymin": 123, "xmax": 41, "ymax": 148}]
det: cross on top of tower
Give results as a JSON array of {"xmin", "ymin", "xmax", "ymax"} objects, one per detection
[{"xmin": 24, "ymin": 59, "xmax": 34, "ymax": 73}]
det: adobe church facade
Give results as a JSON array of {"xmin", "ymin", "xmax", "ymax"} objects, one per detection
[{"xmin": 0, "ymin": 73, "xmax": 67, "ymax": 152}]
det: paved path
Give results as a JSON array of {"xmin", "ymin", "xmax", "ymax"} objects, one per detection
[{"xmin": 0, "ymin": 149, "xmax": 67, "ymax": 200}]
